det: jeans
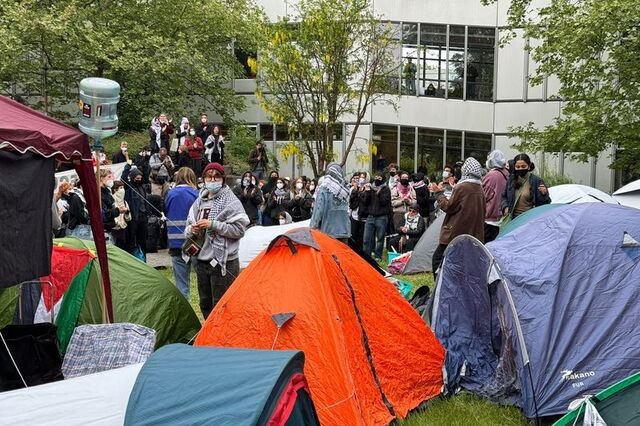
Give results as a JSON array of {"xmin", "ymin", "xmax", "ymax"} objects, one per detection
[
  {"xmin": 363, "ymin": 215, "xmax": 388, "ymax": 260},
  {"xmin": 171, "ymin": 255, "xmax": 191, "ymax": 300},
  {"xmin": 196, "ymin": 258, "xmax": 240, "ymax": 320}
]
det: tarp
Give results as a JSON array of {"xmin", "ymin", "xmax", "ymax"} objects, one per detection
[
  {"xmin": 613, "ymin": 179, "xmax": 640, "ymax": 209},
  {"xmin": 0, "ymin": 96, "xmax": 113, "ymax": 320},
  {"xmin": 0, "ymin": 238, "xmax": 201, "ymax": 349},
  {"xmin": 196, "ymin": 228, "xmax": 445, "ymax": 426},
  {"xmin": 548, "ymin": 184, "xmax": 618, "ymax": 204},
  {"xmin": 0, "ymin": 363, "xmax": 143, "ymax": 426},
  {"xmin": 124, "ymin": 344, "xmax": 319, "ymax": 426},
  {"xmin": 239, "ymin": 220, "xmax": 310, "ymax": 268},
  {"xmin": 403, "ymin": 214, "xmax": 444, "ymax": 274},
  {"xmin": 433, "ymin": 204, "xmax": 640, "ymax": 418},
  {"xmin": 497, "ymin": 204, "xmax": 563, "ymax": 238}
]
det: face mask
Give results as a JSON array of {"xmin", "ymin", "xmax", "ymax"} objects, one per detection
[
  {"xmin": 116, "ymin": 188, "xmax": 125, "ymax": 197},
  {"xmin": 514, "ymin": 169, "xmax": 528, "ymax": 178},
  {"xmin": 296, "ymin": 182, "xmax": 304, "ymax": 190},
  {"xmin": 276, "ymin": 183, "xmax": 284, "ymax": 189},
  {"xmin": 279, "ymin": 218, "xmax": 286, "ymax": 225},
  {"xmin": 121, "ymin": 147, "xmax": 127, "ymax": 152},
  {"xmin": 205, "ymin": 182, "xmax": 223, "ymax": 194},
  {"xmin": 309, "ymin": 184, "xmax": 315, "ymax": 191},
  {"xmin": 243, "ymin": 178, "xmax": 251, "ymax": 187},
  {"xmin": 374, "ymin": 178, "xmax": 383, "ymax": 184},
  {"xmin": 400, "ymin": 178, "xmax": 409, "ymax": 186},
  {"xmin": 442, "ymin": 171, "xmax": 449, "ymax": 179},
  {"xmin": 190, "ymin": 130, "xmax": 196, "ymax": 136},
  {"xmin": 105, "ymin": 179, "xmax": 114, "ymax": 189},
  {"xmin": 134, "ymin": 178, "xmax": 142, "ymax": 184},
  {"xmin": 389, "ymin": 171, "xmax": 396, "ymax": 177},
  {"xmin": 358, "ymin": 178, "xmax": 366, "ymax": 185}
]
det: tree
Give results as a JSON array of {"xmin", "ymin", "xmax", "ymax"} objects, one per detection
[
  {"xmin": 483, "ymin": 0, "xmax": 640, "ymax": 174},
  {"xmin": 0, "ymin": 0, "xmax": 265, "ymax": 130},
  {"xmin": 256, "ymin": 0, "xmax": 398, "ymax": 177}
]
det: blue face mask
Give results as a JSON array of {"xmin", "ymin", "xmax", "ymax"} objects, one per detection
[{"xmin": 205, "ymin": 182, "xmax": 223, "ymax": 194}]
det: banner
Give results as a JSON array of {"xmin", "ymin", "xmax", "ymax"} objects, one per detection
[{"xmin": 55, "ymin": 162, "xmax": 127, "ymax": 191}]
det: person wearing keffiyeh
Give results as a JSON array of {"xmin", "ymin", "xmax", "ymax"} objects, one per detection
[{"xmin": 310, "ymin": 162, "xmax": 351, "ymax": 242}]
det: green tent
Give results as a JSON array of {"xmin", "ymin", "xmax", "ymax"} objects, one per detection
[
  {"xmin": 553, "ymin": 371, "xmax": 640, "ymax": 426},
  {"xmin": 0, "ymin": 238, "xmax": 201, "ymax": 351}
]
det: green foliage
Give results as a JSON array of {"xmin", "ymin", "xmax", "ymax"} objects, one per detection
[
  {"xmin": 104, "ymin": 131, "xmax": 149, "ymax": 157},
  {"xmin": 482, "ymin": 0, "xmax": 640, "ymax": 174},
  {"xmin": 540, "ymin": 167, "xmax": 574, "ymax": 187},
  {"xmin": 257, "ymin": 0, "xmax": 398, "ymax": 177},
  {"xmin": 0, "ymin": 0, "xmax": 266, "ymax": 130}
]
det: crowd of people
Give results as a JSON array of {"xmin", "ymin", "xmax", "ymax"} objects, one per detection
[{"xmin": 54, "ymin": 112, "xmax": 550, "ymax": 318}]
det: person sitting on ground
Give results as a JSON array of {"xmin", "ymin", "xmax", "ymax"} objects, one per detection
[
  {"xmin": 111, "ymin": 181, "xmax": 131, "ymax": 251},
  {"xmin": 432, "ymin": 157, "xmax": 486, "ymax": 277},
  {"xmin": 185, "ymin": 162, "xmax": 249, "ymax": 319},
  {"xmin": 267, "ymin": 177, "xmax": 291, "ymax": 225},
  {"xmin": 310, "ymin": 162, "xmax": 351, "ymax": 243},
  {"xmin": 112, "ymin": 141, "xmax": 129, "ymax": 164},
  {"xmin": 361, "ymin": 171, "xmax": 392, "ymax": 261},
  {"xmin": 233, "ymin": 171, "xmax": 264, "ymax": 226},
  {"xmin": 391, "ymin": 171, "xmax": 417, "ymax": 230},
  {"xmin": 165, "ymin": 167, "xmax": 199, "ymax": 300},
  {"xmin": 286, "ymin": 176, "xmax": 313, "ymax": 222},
  {"xmin": 388, "ymin": 202, "xmax": 425, "ymax": 253},
  {"xmin": 501, "ymin": 153, "xmax": 551, "ymax": 227},
  {"xmin": 149, "ymin": 147, "xmax": 174, "ymax": 198},
  {"xmin": 276, "ymin": 211, "xmax": 293, "ymax": 225},
  {"xmin": 248, "ymin": 140, "xmax": 269, "ymax": 181},
  {"xmin": 482, "ymin": 150, "xmax": 509, "ymax": 243}
]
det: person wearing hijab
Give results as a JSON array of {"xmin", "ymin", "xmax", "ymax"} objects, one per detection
[
  {"xmin": 390, "ymin": 171, "xmax": 417, "ymax": 230},
  {"xmin": 276, "ymin": 211, "xmax": 294, "ymax": 225},
  {"xmin": 310, "ymin": 162, "xmax": 350, "ymax": 242},
  {"xmin": 234, "ymin": 171, "xmax": 264, "ymax": 226},
  {"xmin": 432, "ymin": 157, "xmax": 486, "ymax": 277},
  {"xmin": 501, "ymin": 153, "xmax": 551, "ymax": 227},
  {"xmin": 267, "ymin": 177, "xmax": 291, "ymax": 225},
  {"xmin": 482, "ymin": 150, "xmax": 510, "ymax": 242},
  {"xmin": 175, "ymin": 117, "xmax": 190, "ymax": 146},
  {"xmin": 204, "ymin": 125, "xmax": 225, "ymax": 165}
]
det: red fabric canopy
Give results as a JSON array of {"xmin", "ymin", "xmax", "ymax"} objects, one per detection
[{"xmin": 0, "ymin": 96, "xmax": 113, "ymax": 321}]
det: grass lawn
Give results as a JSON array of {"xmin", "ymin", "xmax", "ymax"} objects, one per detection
[{"xmin": 159, "ymin": 255, "xmax": 530, "ymax": 426}]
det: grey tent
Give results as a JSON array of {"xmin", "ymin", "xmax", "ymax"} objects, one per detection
[{"xmin": 403, "ymin": 214, "xmax": 444, "ymax": 274}]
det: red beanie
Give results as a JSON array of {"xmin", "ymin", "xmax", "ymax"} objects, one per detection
[{"xmin": 202, "ymin": 162, "xmax": 225, "ymax": 177}]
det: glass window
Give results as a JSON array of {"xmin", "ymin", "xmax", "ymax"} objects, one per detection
[
  {"xmin": 399, "ymin": 126, "xmax": 415, "ymax": 173},
  {"xmin": 275, "ymin": 124, "xmax": 288, "ymax": 141},
  {"xmin": 446, "ymin": 130, "xmax": 462, "ymax": 166},
  {"xmin": 464, "ymin": 132, "xmax": 492, "ymax": 165},
  {"xmin": 419, "ymin": 24, "xmax": 446, "ymax": 98},
  {"xmin": 418, "ymin": 128, "xmax": 444, "ymax": 178},
  {"xmin": 259, "ymin": 123, "xmax": 274, "ymax": 142},
  {"xmin": 234, "ymin": 49, "xmax": 257, "ymax": 78},
  {"xmin": 372, "ymin": 124, "xmax": 398, "ymax": 172},
  {"xmin": 402, "ymin": 22, "xmax": 418, "ymax": 45},
  {"xmin": 332, "ymin": 124, "xmax": 343, "ymax": 141},
  {"xmin": 467, "ymin": 27, "xmax": 495, "ymax": 101},
  {"xmin": 380, "ymin": 22, "xmax": 402, "ymax": 95},
  {"xmin": 448, "ymin": 26, "xmax": 465, "ymax": 99}
]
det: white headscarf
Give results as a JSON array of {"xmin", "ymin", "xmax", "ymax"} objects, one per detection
[
  {"xmin": 178, "ymin": 117, "xmax": 189, "ymax": 145},
  {"xmin": 150, "ymin": 118, "xmax": 162, "ymax": 149},
  {"xmin": 486, "ymin": 150, "xmax": 506, "ymax": 169}
]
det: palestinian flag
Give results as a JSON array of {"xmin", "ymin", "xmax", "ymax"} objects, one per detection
[{"xmin": 33, "ymin": 245, "xmax": 104, "ymax": 353}]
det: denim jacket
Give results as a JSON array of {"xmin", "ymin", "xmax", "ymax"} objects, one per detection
[{"xmin": 309, "ymin": 188, "xmax": 351, "ymax": 239}]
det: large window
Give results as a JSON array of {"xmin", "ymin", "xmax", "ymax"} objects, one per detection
[
  {"xmin": 418, "ymin": 128, "xmax": 444, "ymax": 177},
  {"xmin": 399, "ymin": 126, "xmax": 415, "ymax": 173},
  {"xmin": 392, "ymin": 21, "xmax": 495, "ymax": 101},
  {"xmin": 372, "ymin": 124, "xmax": 398, "ymax": 172},
  {"xmin": 467, "ymin": 27, "xmax": 495, "ymax": 101},
  {"xmin": 465, "ymin": 133, "xmax": 492, "ymax": 165},
  {"xmin": 446, "ymin": 130, "xmax": 463, "ymax": 166}
]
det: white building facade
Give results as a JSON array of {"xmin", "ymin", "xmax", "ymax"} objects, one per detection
[{"xmin": 220, "ymin": 0, "xmax": 616, "ymax": 192}]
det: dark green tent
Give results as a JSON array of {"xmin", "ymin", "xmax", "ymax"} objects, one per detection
[
  {"xmin": 553, "ymin": 371, "xmax": 640, "ymax": 426},
  {"xmin": 0, "ymin": 238, "xmax": 201, "ymax": 349}
]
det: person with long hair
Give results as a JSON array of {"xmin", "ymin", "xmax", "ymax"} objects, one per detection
[
  {"xmin": 286, "ymin": 176, "xmax": 313, "ymax": 222},
  {"xmin": 204, "ymin": 125, "xmax": 225, "ymax": 165},
  {"xmin": 501, "ymin": 153, "xmax": 551, "ymax": 228},
  {"xmin": 164, "ymin": 167, "xmax": 200, "ymax": 299},
  {"xmin": 233, "ymin": 171, "xmax": 264, "ymax": 226}
]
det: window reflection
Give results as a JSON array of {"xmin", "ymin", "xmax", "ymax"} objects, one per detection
[
  {"xmin": 446, "ymin": 131, "xmax": 463, "ymax": 166},
  {"xmin": 418, "ymin": 128, "xmax": 444, "ymax": 177},
  {"xmin": 467, "ymin": 27, "xmax": 495, "ymax": 101},
  {"xmin": 419, "ymin": 24, "xmax": 447, "ymax": 98},
  {"xmin": 372, "ymin": 125, "xmax": 398, "ymax": 172},
  {"xmin": 399, "ymin": 126, "xmax": 415, "ymax": 172},
  {"xmin": 447, "ymin": 26, "xmax": 465, "ymax": 100},
  {"xmin": 464, "ymin": 132, "xmax": 492, "ymax": 165}
]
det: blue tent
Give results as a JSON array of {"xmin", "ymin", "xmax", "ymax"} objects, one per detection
[
  {"xmin": 124, "ymin": 344, "xmax": 320, "ymax": 426},
  {"xmin": 431, "ymin": 204, "xmax": 640, "ymax": 418}
]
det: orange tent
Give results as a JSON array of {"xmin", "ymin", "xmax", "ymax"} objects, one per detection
[{"xmin": 195, "ymin": 228, "xmax": 444, "ymax": 426}]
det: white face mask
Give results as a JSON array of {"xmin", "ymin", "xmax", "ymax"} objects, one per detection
[
  {"xmin": 276, "ymin": 183, "xmax": 284, "ymax": 189},
  {"xmin": 279, "ymin": 218, "xmax": 286, "ymax": 225},
  {"xmin": 116, "ymin": 188, "xmax": 125, "ymax": 197},
  {"xmin": 309, "ymin": 184, "xmax": 315, "ymax": 191},
  {"xmin": 296, "ymin": 182, "xmax": 304, "ymax": 190},
  {"xmin": 105, "ymin": 179, "xmax": 114, "ymax": 189},
  {"xmin": 358, "ymin": 177, "xmax": 366, "ymax": 185},
  {"xmin": 442, "ymin": 171, "xmax": 449, "ymax": 179},
  {"xmin": 121, "ymin": 147, "xmax": 127, "ymax": 152},
  {"xmin": 190, "ymin": 130, "xmax": 196, "ymax": 136}
]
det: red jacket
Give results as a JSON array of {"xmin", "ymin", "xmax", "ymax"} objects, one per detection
[{"xmin": 185, "ymin": 137, "xmax": 204, "ymax": 160}]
